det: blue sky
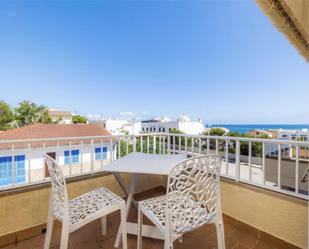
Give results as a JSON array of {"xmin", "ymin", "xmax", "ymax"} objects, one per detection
[{"xmin": 0, "ymin": 1, "xmax": 308, "ymax": 124}]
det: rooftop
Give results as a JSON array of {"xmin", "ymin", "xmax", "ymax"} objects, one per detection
[{"xmin": 0, "ymin": 124, "xmax": 111, "ymax": 141}]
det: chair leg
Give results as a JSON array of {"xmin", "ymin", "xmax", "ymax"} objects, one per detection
[
  {"xmin": 43, "ymin": 207, "xmax": 54, "ymax": 249},
  {"xmin": 101, "ymin": 216, "xmax": 107, "ymax": 236},
  {"xmin": 215, "ymin": 215, "xmax": 226, "ymax": 249},
  {"xmin": 164, "ymin": 238, "xmax": 173, "ymax": 249},
  {"xmin": 137, "ymin": 205, "xmax": 143, "ymax": 249},
  {"xmin": 120, "ymin": 205, "xmax": 128, "ymax": 249},
  {"xmin": 59, "ymin": 222, "xmax": 69, "ymax": 249}
]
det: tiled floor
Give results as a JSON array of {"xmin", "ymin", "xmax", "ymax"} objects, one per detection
[{"xmin": 1, "ymin": 190, "xmax": 278, "ymax": 249}]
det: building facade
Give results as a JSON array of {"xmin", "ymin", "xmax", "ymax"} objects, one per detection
[
  {"xmin": 141, "ymin": 115, "xmax": 204, "ymax": 135},
  {"xmin": 0, "ymin": 124, "xmax": 115, "ymax": 186},
  {"xmin": 48, "ymin": 109, "xmax": 73, "ymax": 124}
]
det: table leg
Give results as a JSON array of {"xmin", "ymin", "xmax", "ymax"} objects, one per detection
[
  {"xmin": 114, "ymin": 172, "xmax": 138, "ymax": 208},
  {"xmin": 114, "ymin": 173, "xmax": 138, "ymax": 248}
]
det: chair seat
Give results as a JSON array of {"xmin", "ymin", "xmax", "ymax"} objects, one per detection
[
  {"xmin": 139, "ymin": 194, "xmax": 214, "ymax": 234},
  {"xmin": 56, "ymin": 187, "xmax": 124, "ymax": 227}
]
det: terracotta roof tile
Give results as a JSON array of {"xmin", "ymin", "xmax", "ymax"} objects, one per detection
[
  {"xmin": 0, "ymin": 124, "xmax": 113, "ymax": 149},
  {"xmin": 0, "ymin": 124, "xmax": 111, "ymax": 141}
]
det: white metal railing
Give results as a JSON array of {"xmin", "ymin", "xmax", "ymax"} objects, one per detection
[{"xmin": 0, "ymin": 133, "xmax": 309, "ymax": 200}]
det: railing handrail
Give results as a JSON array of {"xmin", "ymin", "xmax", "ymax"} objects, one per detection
[
  {"xmin": 0, "ymin": 132, "xmax": 308, "ymax": 201},
  {"xmin": 0, "ymin": 132, "xmax": 309, "ymax": 146}
]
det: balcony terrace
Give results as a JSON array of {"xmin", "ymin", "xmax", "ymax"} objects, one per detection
[{"xmin": 0, "ymin": 133, "xmax": 308, "ymax": 249}]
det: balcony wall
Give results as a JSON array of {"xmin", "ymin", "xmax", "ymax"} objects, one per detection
[
  {"xmin": 0, "ymin": 172, "xmax": 164, "ymax": 246},
  {"xmin": 0, "ymin": 173, "xmax": 307, "ymax": 248},
  {"xmin": 221, "ymin": 179, "xmax": 307, "ymax": 249}
]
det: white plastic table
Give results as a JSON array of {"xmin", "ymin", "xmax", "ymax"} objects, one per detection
[{"xmin": 103, "ymin": 152, "xmax": 186, "ymax": 247}]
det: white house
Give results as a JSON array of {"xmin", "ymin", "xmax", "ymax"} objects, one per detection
[
  {"xmin": 99, "ymin": 118, "xmax": 129, "ymax": 134},
  {"xmin": 276, "ymin": 129, "xmax": 309, "ymax": 141},
  {"xmin": 48, "ymin": 108, "xmax": 73, "ymax": 124},
  {"xmin": 141, "ymin": 115, "xmax": 204, "ymax": 135},
  {"xmin": 0, "ymin": 124, "xmax": 116, "ymax": 187}
]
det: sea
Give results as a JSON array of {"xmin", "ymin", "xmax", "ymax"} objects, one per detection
[{"xmin": 205, "ymin": 124, "xmax": 309, "ymax": 134}]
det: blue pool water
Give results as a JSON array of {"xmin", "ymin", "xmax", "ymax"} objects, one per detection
[{"xmin": 205, "ymin": 124, "xmax": 309, "ymax": 134}]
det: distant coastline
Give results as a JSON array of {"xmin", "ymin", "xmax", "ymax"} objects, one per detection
[{"xmin": 205, "ymin": 124, "xmax": 309, "ymax": 134}]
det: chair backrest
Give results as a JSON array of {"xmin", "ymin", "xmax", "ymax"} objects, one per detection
[
  {"xmin": 166, "ymin": 154, "xmax": 222, "ymax": 234},
  {"xmin": 44, "ymin": 154, "xmax": 69, "ymax": 220}
]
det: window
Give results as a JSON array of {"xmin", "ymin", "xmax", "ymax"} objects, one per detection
[
  {"xmin": 162, "ymin": 128, "xmax": 165, "ymax": 132},
  {"xmin": 64, "ymin": 150, "xmax": 80, "ymax": 164},
  {"xmin": 64, "ymin": 150, "xmax": 70, "ymax": 164},
  {"xmin": 95, "ymin": 147, "xmax": 102, "ymax": 160},
  {"xmin": 71, "ymin": 150, "xmax": 80, "ymax": 163},
  {"xmin": 0, "ymin": 155, "xmax": 25, "ymax": 186},
  {"xmin": 103, "ymin": 147, "xmax": 108, "ymax": 159},
  {"xmin": 15, "ymin": 155, "xmax": 26, "ymax": 183},
  {"xmin": 95, "ymin": 147, "xmax": 108, "ymax": 160}
]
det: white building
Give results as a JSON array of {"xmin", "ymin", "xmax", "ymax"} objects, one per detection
[
  {"xmin": 48, "ymin": 109, "xmax": 73, "ymax": 124},
  {"xmin": 265, "ymin": 129, "xmax": 309, "ymax": 158},
  {"xmin": 101, "ymin": 119, "xmax": 129, "ymax": 134},
  {"xmin": 276, "ymin": 129, "xmax": 309, "ymax": 141},
  {"xmin": 141, "ymin": 115, "xmax": 204, "ymax": 135},
  {"xmin": 0, "ymin": 124, "xmax": 115, "ymax": 187},
  {"xmin": 122, "ymin": 122, "xmax": 142, "ymax": 135}
]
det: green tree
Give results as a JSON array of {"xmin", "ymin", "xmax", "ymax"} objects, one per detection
[
  {"xmin": 169, "ymin": 128, "xmax": 193, "ymax": 148},
  {"xmin": 203, "ymin": 128, "xmax": 226, "ymax": 136},
  {"xmin": 14, "ymin": 100, "xmax": 52, "ymax": 127},
  {"xmin": 0, "ymin": 100, "xmax": 14, "ymax": 130},
  {"xmin": 225, "ymin": 131, "xmax": 270, "ymax": 157},
  {"xmin": 72, "ymin": 115, "xmax": 88, "ymax": 124}
]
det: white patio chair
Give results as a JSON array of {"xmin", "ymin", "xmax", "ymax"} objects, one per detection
[
  {"xmin": 137, "ymin": 154, "xmax": 225, "ymax": 249},
  {"xmin": 43, "ymin": 154, "xmax": 127, "ymax": 249}
]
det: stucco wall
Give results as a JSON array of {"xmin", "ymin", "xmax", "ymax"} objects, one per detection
[
  {"xmin": 221, "ymin": 180, "xmax": 307, "ymax": 249},
  {"xmin": 0, "ymin": 175, "xmax": 307, "ymax": 248}
]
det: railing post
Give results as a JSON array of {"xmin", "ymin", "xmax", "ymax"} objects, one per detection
[
  {"xmin": 147, "ymin": 135, "xmax": 150, "ymax": 154},
  {"xmin": 262, "ymin": 142, "xmax": 265, "ymax": 185},
  {"xmin": 295, "ymin": 145, "xmax": 299, "ymax": 194},
  {"xmin": 56, "ymin": 141, "xmax": 60, "ymax": 164},
  {"xmin": 118, "ymin": 137, "xmax": 121, "ymax": 159},
  {"xmin": 167, "ymin": 135, "xmax": 170, "ymax": 154},
  {"xmin": 277, "ymin": 144, "xmax": 281, "ymax": 190},
  {"xmin": 163, "ymin": 135, "xmax": 166, "ymax": 154},
  {"xmin": 191, "ymin": 137, "xmax": 194, "ymax": 155},
  {"xmin": 178, "ymin": 135, "xmax": 181, "ymax": 153},
  {"xmin": 133, "ymin": 136, "xmax": 136, "ymax": 153},
  {"xmin": 153, "ymin": 136, "xmax": 156, "ymax": 154},
  {"xmin": 100, "ymin": 139, "xmax": 104, "ymax": 169},
  {"xmin": 28, "ymin": 144, "xmax": 31, "ymax": 183},
  {"xmin": 110, "ymin": 138, "xmax": 113, "ymax": 163},
  {"xmin": 225, "ymin": 139, "xmax": 229, "ymax": 176},
  {"xmin": 249, "ymin": 141, "xmax": 252, "ymax": 181},
  {"xmin": 11, "ymin": 144, "xmax": 15, "ymax": 185},
  {"xmin": 185, "ymin": 137, "xmax": 188, "ymax": 153},
  {"xmin": 215, "ymin": 139, "xmax": 219, "ymax": 154},
  {"xmin": 173, "ymin": 135, "xmax": 176, "ymax": 154},
  {"xmin": 90, "ymin": 139, "xmax": 94, "ymax": 173},
  {"xmin": 236, "ymin": 140, "xmax": 240, "ymax": 180},
  {"xmin": 198, "ymin": 137, "xmax": 202, "ymax": 155},
  {"xmin": 207, "ymin": 139, "xmax": 210, "ymax": 154},
  {"xmin": 126, "ymin": 137, "xmax": 129, "ymax": 155},
  {"xmin": 80, "ymin": 141, "xmax": 84, "ymax": 173},
  {"xmin": 141, "ymin": 136, "xmax": 143, "ymax": 153},
  {"xmin": 159, "ymin": 136, "xmax": 161, "ymax": 154}
]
